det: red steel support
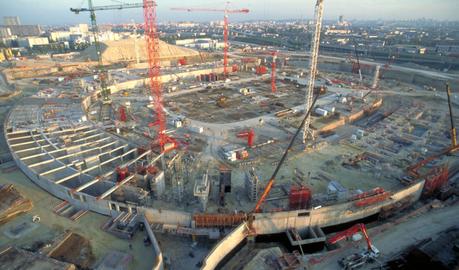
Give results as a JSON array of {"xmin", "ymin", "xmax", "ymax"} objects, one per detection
[
  {"xmin": 170, "ymin": 6, "xmax": 248, "ymax": 78},
  {"xmin": 271, "ymin": 51, "xmax": 277, "ymax": 93},
  {"xmin": 237, "ymin": 129, "xmax": 255, "ymax": 148},
  {"xmin": 119, "ymin": 106, "xmax": 127, "ymax": 122},
  {"xmin": 223, "ymin": 13, "xmax": 229, "ymax": 77}
]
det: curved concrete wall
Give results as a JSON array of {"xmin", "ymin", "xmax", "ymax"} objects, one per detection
[
  {"xmin": 201, "ymin": 223, "xmax": 248, "ymax": 270},
  {"xmin": 142, "ymin": 215, "xmax": 164, "ymax": 270},
  {"xmin": 201, "ymin": 181, "xmax": 425, "ymax": 269}
]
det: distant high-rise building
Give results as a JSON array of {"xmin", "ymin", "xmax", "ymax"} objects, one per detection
[
  {"xmin": 6, "ymin": 25, "xmax": 42, "ymax": 37},
  {"xmin": 0, "ymin": 27, "xmax": 12, "ymax": 38},
  {"xmin": 3, "ymin": 16, "xmax": 21, "ymax": 26},
  {"xmin": 337, "ymin": 15, "xmax": 350, "ymax": 27}
]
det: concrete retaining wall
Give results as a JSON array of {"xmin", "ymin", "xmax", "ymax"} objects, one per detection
[
  {"xmin": 142, "ymin": 215, "xmax": 164, "ymax": 270},
  {"xmin": 142, "ymin": 208, "xmax": 192, "ymax": 227},
  {"xmin": 201, "ymin": 180, "xmax": 425, "ymax": 269},
  {"xmin": 201, "ymin": 223, "xmax": 248, "ymax": 270}
]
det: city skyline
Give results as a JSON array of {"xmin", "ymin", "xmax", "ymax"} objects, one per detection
[{"xmin": 0, "ymin": 0, "xmax": 458, "ymax": 25}]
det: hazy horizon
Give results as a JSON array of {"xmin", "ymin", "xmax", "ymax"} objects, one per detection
[{"xmin": 0, "ymin": 0, "xmax": 458, "ymax": 25}]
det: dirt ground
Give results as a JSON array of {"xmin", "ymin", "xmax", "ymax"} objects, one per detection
[
  {"xmin": 49, "ymin": 233, "xmax": 95, "ymax": 269},
  {"xmin": 0, "ymin": 184, "xmax": 33, "ymax": 224},
  {"xmin": 0, "ymin": 169, "xmax": 155, "ymax": 270}
]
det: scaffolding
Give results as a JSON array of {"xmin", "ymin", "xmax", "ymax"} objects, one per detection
[
  {"xmin": 245, "ymin": 167, "xmax": 260, "ymax": 202},
  {"xmin": 169, "ymin": 153, "xmax": 185, "ymax": 202}
]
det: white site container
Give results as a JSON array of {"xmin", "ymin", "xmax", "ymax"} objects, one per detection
[
  {"xmin": 174, "ymin": 119, "xmax": 183, "ymax": 128},
  {"xmin": 315, "ymin": 108, "xmax": 328, "ymax": 117},
  {"xmin": 324, "ymin": 105, "xmax": 336, "ymax": 113},
  {"xmin": 190, "ymin": 126, "xmax": 204, "ymax": 134}
]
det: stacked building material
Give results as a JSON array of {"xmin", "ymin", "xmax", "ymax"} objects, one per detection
[{"xmin": 0, "ymin": 184, "xmax": 33, "ymax": 224}]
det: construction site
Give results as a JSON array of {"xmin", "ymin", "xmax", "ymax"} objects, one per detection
[{"xmin": 0, "ymin": 1, "xmax": 459, "ymax": 270}]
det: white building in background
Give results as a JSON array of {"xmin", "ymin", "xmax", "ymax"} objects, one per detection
[
  {"xmin": 176, "ymin": 22, "xmax": 197, "ymax": 28},
  {"xmin": 49, "ymin": 31, "xmax": 71, "ymax": 42},
  {"xmin": 69, "ymin": 24, "xmax": 89, "ymax": 34},
  {"xmin": 86, "ymin": 31, "xmax": 120, "ymax": 44},
  {"xmin": 0, "ymin": 27, "xmax": 12, "ymax": 38},
  {"xmin": 175, "ymin": 38, "xmax": 224, "ymax": 50},
  {"xmin": 17, "ymin": 37, "xmax": 49, "ymax": 48}
]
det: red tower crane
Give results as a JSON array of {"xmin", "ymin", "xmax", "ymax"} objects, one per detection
[
  {"xmin": 143, "ymin": 0, "xmax": 177, "ymax": 153},
  {"xmin": 237, "ymin": 129, "xmax": 255, "ymax": 148},
  {"xmin": 171, "ymin": 4, "xmax": 249, "ymax": 77},
  {"xmin": 271, "ymin": 51, "xmax": 278, "ymax": 93},
  {"xmin": 253, "ymin": 50, "xmax": 284, "ymax": 93}
]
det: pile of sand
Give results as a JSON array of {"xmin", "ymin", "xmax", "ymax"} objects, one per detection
[{"xmin": 78, "ymin": 37, "xmax": 200, "ymax": 63}]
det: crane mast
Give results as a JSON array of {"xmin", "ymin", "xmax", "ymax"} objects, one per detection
[
  {"xmin": 144, "ymin": 0, "xmax": 165, "ymax": 151},
  {"xmin": 144, "ymin": 0, "xmax": 177, "ymax": 153},
  {"xmin": 170, "ymin": 4, "xmax": 249, "ymax": 78},
  {"xmin": 70, "ymin": 1, "xmax": 147, "ymax": 111},
  {"xmin": 303, "ymin": 0, "xmax": 324, "ymax": 144},
  {"xmin": 446, "ymin": 83, "xmax": 457, "ymax": 148},
  {"xmin": 271, "ymin": 51, "xmax": 278, "ymax": 93},
  {"xmin": 88, "ymin": 0, "xmax": 110, "ymax": 104},
  {"xmin": 223, "ymin": 5, "xmax": 229, "ymax": 76}
]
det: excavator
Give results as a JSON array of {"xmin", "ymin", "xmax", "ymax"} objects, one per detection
[{"xmin": 327, "ymin": 223, "xmax": 379, "ymax": 270}]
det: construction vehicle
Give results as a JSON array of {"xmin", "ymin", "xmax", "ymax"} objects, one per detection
[
  {"xmin": 171, "ymin": 4, "xmax": 249, "ymax": 77},
  {"xmin": 327, "ymin": 223, "xmax": 379, "ymax": 270}
]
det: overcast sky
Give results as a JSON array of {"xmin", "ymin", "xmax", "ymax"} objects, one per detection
[{"xmin": 0, "ymin": 0, "xmax": 458, "ymax": 25}]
